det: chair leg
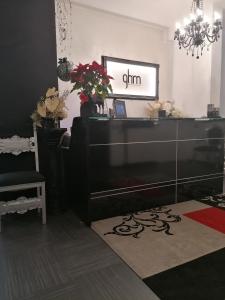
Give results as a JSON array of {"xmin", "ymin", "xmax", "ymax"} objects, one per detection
[
  {"xmin": 41, "ymin": 183, "xmax": 46, "ymax": 225},
  {"xmin": 37, "ymin": 187, "xmax": 41, "ymax": 214},
  {"xmin": 0, "ymin": 215, "xmax": 2, "ymax": 233}
]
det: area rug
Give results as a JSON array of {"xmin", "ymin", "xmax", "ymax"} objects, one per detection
[
  {"xmin": 184, "ymin": 206, "xmax": 225, "ymax": 234},
  {"xmin": 92, "ymin": 200, "xmax": 225, "ymax": 279},
  {"xmin": 144, "ymin": 248, "xmax": 225, "ymax": 300},
  {"xmin": 199, "ymin": 193, "xmax": 225, "ymax": 210}
]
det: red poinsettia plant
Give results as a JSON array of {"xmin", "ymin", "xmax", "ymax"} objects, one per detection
[{"xmin": 70, "ymin": 61, "xmax": 113, "ymax": 104}]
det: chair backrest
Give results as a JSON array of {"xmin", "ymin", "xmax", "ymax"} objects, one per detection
[{"xmin": 0, "ymin": 125, "xmax": 40, "ymax": 172}]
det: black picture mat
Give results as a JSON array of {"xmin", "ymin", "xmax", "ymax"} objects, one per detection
[
  {"xmin": 101, "ymin": 56, "xmax": 159, "ymax": 100},
  {"xmin": 144, "ymin": 247, "xmax": 225, "ymax": 300},
  {"xmin": 113, "ymin": 99, "xmax": 127, "ymax": 118}
]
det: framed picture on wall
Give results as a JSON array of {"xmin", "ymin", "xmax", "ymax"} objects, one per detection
[
  {"xmin": 113, "ymin": 99, "xmax": 127, "ymax": 118},
  {"xmin": 102, "ymin": 56, "xmax": 159, "ymax": 100}
]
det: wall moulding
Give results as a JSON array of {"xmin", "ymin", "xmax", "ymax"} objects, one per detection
[{"xmin": 71, "ymin": 1, "xmax": 168, "ymax": 31}]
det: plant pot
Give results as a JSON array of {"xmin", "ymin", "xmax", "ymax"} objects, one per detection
[
  {"xmin": 40, "ymin": 117, "xmax": 56, "ymax": 128},
  {"xmin": 80, "ymin": 99, "xmax": 97, "ymax": 118},
  {"xmin": 158, "ymin": 110, "xmax": 166, "ymax": 118}
]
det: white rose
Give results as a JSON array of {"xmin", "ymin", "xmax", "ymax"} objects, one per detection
[
  {"xmin": 171, "ymin": 109, "xmax": 182, "ymax": 117},
  {"xmin": 37, "ymin": 102, "xmax": 47, "ymax": 117},
  {"xmin": 152, "ymin": 102, "xmax": 161, "ymax": 110}
]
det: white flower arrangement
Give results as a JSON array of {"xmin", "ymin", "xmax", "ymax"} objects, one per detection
[
  {"xmin": 31, "ymin": 87, "xmax": 69, "ymax": 127},
  {"xmin": 146, "ymin": 100, "xmax": 183, "ymax": 118}
]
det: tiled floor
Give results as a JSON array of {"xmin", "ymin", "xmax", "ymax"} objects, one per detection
[{"xmin": 0, "ymin": 211, "xmax": 159, "ymax": 300}]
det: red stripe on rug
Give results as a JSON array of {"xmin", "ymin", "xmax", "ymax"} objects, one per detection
[{"xmin": 184, "ymin": 207, "xmax": 225, "ymax": 234}]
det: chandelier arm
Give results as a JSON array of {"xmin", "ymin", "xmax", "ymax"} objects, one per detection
[
  {"xmin": 181, "ymin": 36, "xmax": 190, "ymax": 45},
  {"xmin": 179, "ymin": 37, "xmax": 193, "ymax": 49},
  {"xmin": 205, "ymin": 34, "xmax": 217, "ymax": 43},
  {"xmin": 181, "ymin": 32, "xmax": 193, "ymax": 43}
]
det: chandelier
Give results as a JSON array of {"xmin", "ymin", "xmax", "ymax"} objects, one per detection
[{"xmin": 174, "ymin": 0, "xmax": 222, "ymax": 59}]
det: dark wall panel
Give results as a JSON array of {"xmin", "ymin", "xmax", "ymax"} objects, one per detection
[{"xmin": 0, "ymin": 0, "xmax": 58, "ymax": 136}]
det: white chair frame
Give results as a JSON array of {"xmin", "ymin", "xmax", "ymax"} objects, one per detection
[{"xmin": 0, "ymin": 126, "xmax": 46, "ymax": 232}]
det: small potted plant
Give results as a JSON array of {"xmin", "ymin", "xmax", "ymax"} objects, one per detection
[
  {"xmin": 146, "ymin": 100, "xmax": 183, "ymax": 118},
  {"xmin": 70, "ymin": 61, "xmax": 113, "ymax": 118},
  {"xmin": 31, "ymin": 87, "xmax": 68, "ymax": 127}
]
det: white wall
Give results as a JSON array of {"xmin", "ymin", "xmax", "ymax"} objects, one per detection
[
  {"xmin": 172, "ymin": 44, "xmax": 212, "ymax": 118},
  {"xmin": 58, "ymin": 1, "xmax": 223, "ymax": 128},
  {"xmin": 60, "ymin": 3, "xmax": 173, "ymax": 129},
  {"xmin": 219, "ymin": 9, "xmax": 225, "ymax": 116},
  {"xmin": 210, "ymin": 3, "xmax": 225, "ymax": 110},
  {"xmin": 171, "ymin": 1, "xmax": 218, "ymax": 118},
  {"xmin": 211, "ymin": 38, "xmax": 222, "ymax": 108}
]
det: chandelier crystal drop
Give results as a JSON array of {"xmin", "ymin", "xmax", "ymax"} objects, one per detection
[{"xmin": 174, "ymin": 0, "xmax": 222, "ymax": 59}]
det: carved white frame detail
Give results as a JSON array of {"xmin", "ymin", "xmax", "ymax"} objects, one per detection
[
  {"xmin": 0, "ymin": 135, "xmax": 35, "ymax": 156},
  {"xmin": 0, "ymin": 197, "xmax": 42, "ymax": 215}
]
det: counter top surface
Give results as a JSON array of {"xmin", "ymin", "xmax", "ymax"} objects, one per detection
[{"xmin": 87, "ymin": 117, "xmax": 225, "ymax": 121}]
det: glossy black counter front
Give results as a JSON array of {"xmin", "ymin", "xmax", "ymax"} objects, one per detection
[{"xmin": 70, "ymin": 117, "xmax": 225, "ymax": 223}]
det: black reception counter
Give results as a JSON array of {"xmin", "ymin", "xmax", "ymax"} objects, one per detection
[{"xmin": 70, "ymin": 117, "xmax": 225, "ymax": 223}]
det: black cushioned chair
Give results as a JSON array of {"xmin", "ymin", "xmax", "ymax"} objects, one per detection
[{"xmin": 0, "ymin": 126, "xmax": 46, "ymax": 232}]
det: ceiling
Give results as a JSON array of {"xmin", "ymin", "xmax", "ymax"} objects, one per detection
[{"xmin": 72, "ymin": 0, "xmax": 225, "ymax": 28}]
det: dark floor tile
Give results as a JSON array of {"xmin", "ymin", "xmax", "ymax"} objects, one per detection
[
  {"xmin": 25, "ymin": 263, "xmax": 159, "ymax": 300},
  {"xmin": 0, "ymin": 211, "xmax": 158, "ymax": 300}
]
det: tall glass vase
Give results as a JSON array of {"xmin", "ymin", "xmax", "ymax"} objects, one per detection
[{"xmin": 80, "ymin": 98, "xmax": 97, "ymax": 118}]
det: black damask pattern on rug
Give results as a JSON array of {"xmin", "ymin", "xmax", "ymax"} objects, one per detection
[
  {"xmin": 199, "ymin": 194, "xmax": 225, "ymax": 210},
  {"xmin": 104, "ymin": 206, "xmax": 181, "ymax": 238}
]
